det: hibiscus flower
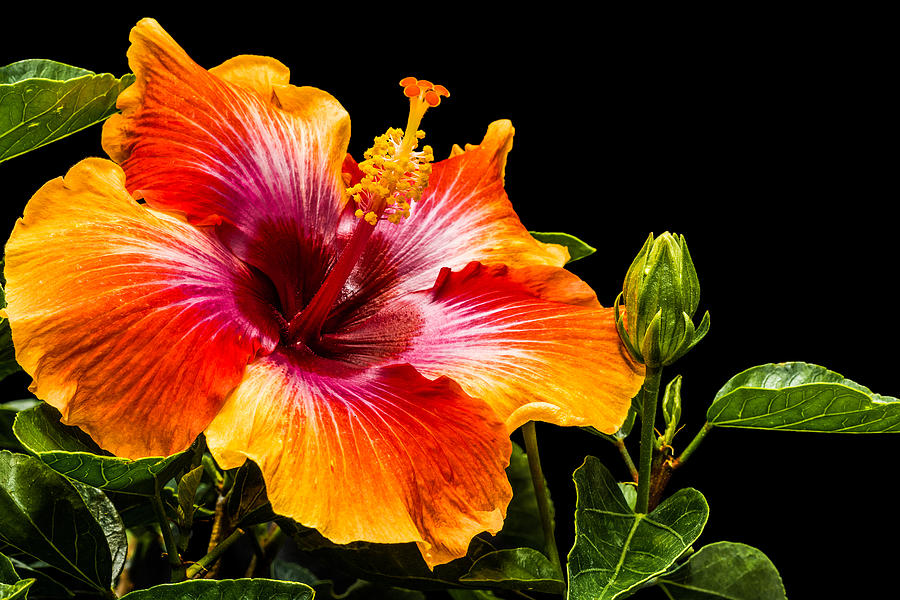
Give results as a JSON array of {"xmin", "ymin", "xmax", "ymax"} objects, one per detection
[{"xmin": 2, "ymin": 18, "xmax": 643, "ymax": 567}]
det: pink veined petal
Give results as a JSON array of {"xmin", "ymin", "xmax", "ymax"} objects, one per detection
[
  {"xmin": 102, "ymin": 18, "xmax": 351, "ymax": 318},
  {"xmin": 400, "ymin": 261, "xmax": 645, "ymax": 433},
  {"xmin": 204, "ymin": 349, "xmax": 512, "ymax": 569},
  {"xmin": 3, "ymin": 158, "xmax": 280, "ymax": 458}
]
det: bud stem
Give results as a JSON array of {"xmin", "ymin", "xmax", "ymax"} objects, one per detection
[
  {"xmin": 635, "ymin": 366, "xmax": 663, "ymax": 514},
  {"xmin": 673, "ymin": 421, "xmax": 713, "ymax": 468}
]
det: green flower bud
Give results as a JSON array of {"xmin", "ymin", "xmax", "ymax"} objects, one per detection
[{"xmin": 614, "ymin": 232, "xmax": 710, "ymax": 367}]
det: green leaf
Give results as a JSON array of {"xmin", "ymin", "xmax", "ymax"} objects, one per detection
[
  {"xmin": 529, "ymin": 231, "xmax": 597, "ymax": 263},
  {"xmin": 0, "ymin": 450, "xmax": 122, "ymax": 592},
  {"xmin": 13, "ymin": 403, "xmax": 193, "ymax": 495},
  {"xmin": 707, "ymin": 362, "xmax": 900, "ymax": 432},
  {"xmin": 460, "ymin": 548, "xmax": 565, "ymax": 595},
  {"xmin": 567, "ymin": 456, "xmax": 709, "ymax": 600},
  {"xmin": 0, "ymin": 59, "xmax": 134, "ymax": 162},
  {"xmin": 72, "ymin": 481, "xmax": 126, "ymax": 585},
  {"xmin": 176, "ymin": 466, "xmax": 204, "ymax": 529},
  {"xmin": 0, "ymin": 551, "xmax": 35, "ymax": 600},
  {"xmin": 226, "ymin": 460, "xmax": 277, "ymax": 527},
  {"xmin": 657, "ymin": 541, "xmax": 786, "ymax": 599},
  {"xmin": 0, "ymin": 271, "xmax": 22, "ymax": 383},
  {"xmin": 0, "ymin": 400, "xmax": 38, "ymax": 451},
  {"xmin": 118, "ymin": 578, "xmax": 315, "ymax": 599},
  {"xmin": 448, "ymin": 592, "xmax": 502, "ymax": 600}
]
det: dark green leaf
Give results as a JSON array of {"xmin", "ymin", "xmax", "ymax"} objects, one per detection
[
  {"xmin": 226, "ymin": 461, "xmax": 276, "ymax": 527},
  {"xmin": 72, "ymin": 482, "xmax": 126, "ymax": 583},
  {"xmin": 0, "ymin": 275, "xmax": 22, "ymax": 382},
  {"xmin": 0, "ymin": 60, "xmax": 134, "ymax": 162},
  {"xmin": 13, "ymin": 403, "xmax": 192, "ymax": 495},
  {"xmin": 657, "ymin": 541, "xmax": 786, "ymax": 599},
  {"xmin": 0, "ymin": 450, "xmax": 119, "ymax": 592},
  {"xmin": 118, "ymin": 578, "xmax": 314, "ymax": 599},
  {"xmin": 0, "ymin": 551, "xmax": 35, "ymax": 600},
  {"xmin": 447, "ymin": 592, "xmax": 501, "ymax": 600},
  {"xmin": 0, "ymin": 401, "xmax": 38, "ymax": 451},
  {"xmin": 567, "ymin": 456, "xmax": 709, "ymax": 600},
  {"xmin": 460, "ymin": 548, "xmax": 565, "ymax": 594},
  {"xmin": 496, "ymin": 443, "xmax": 553, "ymax": 551},
  {"xmin": 529, "ymin": 231, "xmax": 597, "ymax": 263},
  {"xmin": 708, "ymin": 362, "xmax": 900, "ymax": 432}
]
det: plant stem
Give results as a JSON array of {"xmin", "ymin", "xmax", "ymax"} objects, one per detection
[
  {"xmin": 151, "ymin": 488, "xmax": 185, "ymax": 582},
  {"xmin": 673, "ymin": 421, "xmax": 713, "ymax": 468},
  {"xmin": 186, "ymin": 528, "xmax": 246, "ymax": 579},
  {"xmin": 615, "ymin": 439, "xmax": 639, "ymax": 482},
  {"xmin": 635, "ymin": 366, "xmax": 662, "ymax": 514},
  {"xmin": 521, "ymin": 421, "xmax": 563, "ymax": 575}
]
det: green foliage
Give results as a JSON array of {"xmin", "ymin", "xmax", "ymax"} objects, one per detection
[
  {"xmin": 0, "ymin": 551, "xmax": 35, "ymax": 600},
  {"xmin": 459, "ymin": 548, "xmax": 564, "ymax": 594},
  {"xmin": 708, "ymin": 362, "xmax": 900, "ymax": 432},
  {"xmin": 0, "ymin": 450, "xmax": 126, "ymax": 593},
  {"xmin": 529, "ymin": 232, "xmax": 597, "ymax": 263},
  {"xmin": 13, "ymin": 403, "xmax": 193, "ymax": 495},
  {"xmin": 656, "ymin": 542, "xmax": 786, "ymax": 599},
  {"xmin": 0, "ymin": 272, "xmax": 22, "ymax": 383},
  {"xmin": 0, "ymin": 59, "xmax": 134, "ymax": 162},
  {"xmin": 117, "ymin": 579, "xmax": 314, "ymax": 599},
  {"xmin": 567, "ymin": 457, "xmax": 709, "ymax": 600}
]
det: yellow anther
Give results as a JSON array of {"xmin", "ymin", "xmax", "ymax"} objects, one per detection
[{"xmin": 345, "ymin": 78, "xmax": 447, "ymax": 227}]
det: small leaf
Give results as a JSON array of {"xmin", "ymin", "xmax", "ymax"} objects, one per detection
[
  {"xmin": 0, "ymin": 400, "xmax": 38, "ymax": 451},
  {"xmin": 13, "ymin": 403, "xmax": 193, "ymax": 495},
  {"xmin": 0, "ymin": 60, "xmax": 134, "ymax": 162},
  {"xmin": 529, "ymin": 232, "xmax": 597, "ymax": 263},
  {"xmin": 119, "ymin": 579, "xmax": 314, "ymax": 599},
  {"xmin": 460, "ymin": 548, "xmax": 565, "ymax": 595},
  {"xmin": 707, "ymin": 362, "xmax": 900, "ymax": 432},
  {"xmin": 0, "ymin": 450, "xmax": 122, "ymax": 593},
  {"xmin": 226, "ymin": 460, "xmax": 276, "ymax": 527},
  {"xmin": 657, "ymin": 541, "xmax": 787, "ymax": 599},
  {"xmin": 567, "ymin": 457, "xmax": 709, "ymax": 600},
  {"xmin": 0, "ymin": 551, "xmax": 35, "ymax": 600},
  {"xmin": 176, "ymin": 466, "xmax": 204, "ymax": 529}
]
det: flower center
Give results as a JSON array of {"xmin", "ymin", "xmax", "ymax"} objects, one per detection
[{"xmin": 286, "ymin": 77, "xmax": 449, "ymax": 348}]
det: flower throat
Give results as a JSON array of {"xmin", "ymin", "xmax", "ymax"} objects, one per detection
[{"xmin": 286, "ymin": 78, "xmax": 449, "ymax": 347}]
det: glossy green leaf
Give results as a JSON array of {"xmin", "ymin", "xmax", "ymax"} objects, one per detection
[
  {"xmin": 567, "ymin": 456, "xmax": 709, "ymax": 600},
  {"xmin": 657, "ymin": 541, "xmax": 786, "ymax": 599},
  {"xmin": 13, "ymin": 403, "xmax": 192, "ymax": 495},
  {"xmin": 708, "ymin": 362, "xmax": 900, "ymax": 432},
  {"xmin": 0, "ymin": 450, "xmax": 122, "ymax": 592},
  {"xmin": 529, "ymin": 231, "xmax": 597, "ymax": 263},
  {"xmin": 176, "ymin": 466, "xmax": 204, "ymax": 530},
  {"xmin": 0, "ymin": 551, "xmax": 34, "ymax": 600},
  {"xmin": 118, "ymin": 578, "xmax": 314, "ymax": 599},
  {"xmin": 460, "ymin": 548, "xmax": 565, "ymax": 594},
  {"xmin": 0, "ymin": 60, "xmax": 134, "ymax": 162}
]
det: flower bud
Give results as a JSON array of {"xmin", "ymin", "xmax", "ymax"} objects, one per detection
[{"xmin": 614, "ymin": 232, "xmax": 710, "ymax": 367}]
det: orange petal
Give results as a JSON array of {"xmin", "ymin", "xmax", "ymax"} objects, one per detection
[
  {"xmin": 101, "ymin": 19, "xmax": 350, "ymax": 318},
  {"xmin": 204, "ymin": 350, "xmax": 512, "ymax": 568},
  {"xmin": 403, "ymin": 262, "xmax": 645, "ymax": 433},
  {"xmin": 370, "ymin": 120, "xmax": 570, "ymax": 295},
  {"xmin": 3, "ymin": 158, "xmax": 280, "ymax": 458}
]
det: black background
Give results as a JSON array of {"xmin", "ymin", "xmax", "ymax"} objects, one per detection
[{"xmin": 1, "ymin": 9, "xmax": 894, "ymax": 598}]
